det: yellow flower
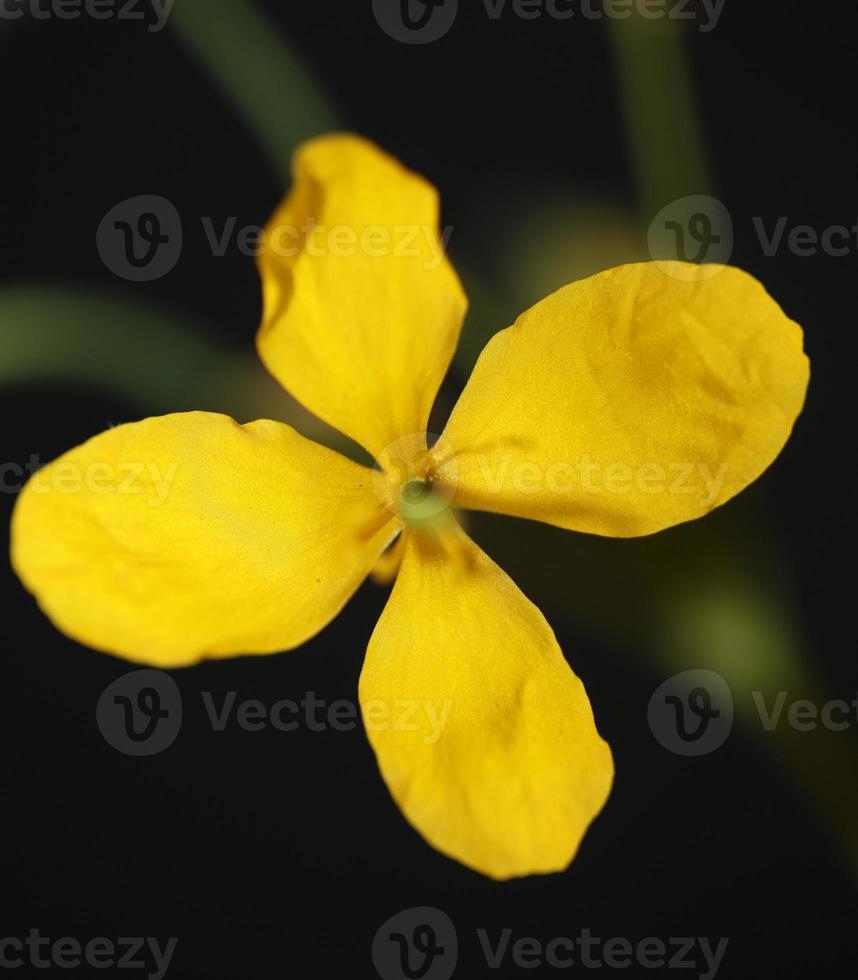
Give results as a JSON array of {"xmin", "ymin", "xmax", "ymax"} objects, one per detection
[{"xmin": 10, "ymin": 135, "xmax": 809, "ymax": 880}]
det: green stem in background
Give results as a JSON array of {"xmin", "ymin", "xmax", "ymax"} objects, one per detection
[
  {"xmin": 602, "ymin": 15, "xmax": 858, "ymax": 873},
  {"xmin": 168, "ymin": 0, "xmax": 505, "ymax": 380},
  {"xmin": 655, "ymin": 573, "xmax": 858, "ymax": 879},
  {"xmin": 0, "ymin": 287, "xmax": 338, "ymax": 445},
  {"xmin": 1, "ymin": 288, "xmax": 223, "ymax": 410},
  {"xmin": 1, "ymin": 0, "xmax": 344, "ymax": 434},
  {"xmin": 475, "ymin": 506, "xmax": 858, "ymax": 878},
  {"xmin": 607, "ymin": 17, "xmax": 713, "ymax": 220},
  {"xmin": 169, "ymin": 0, "xmax": 340, "ymax": 182}
]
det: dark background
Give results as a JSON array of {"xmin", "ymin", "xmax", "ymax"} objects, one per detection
[{"xmin": 1, "ymin": 1, "xmax": 856, "ymax": 977}]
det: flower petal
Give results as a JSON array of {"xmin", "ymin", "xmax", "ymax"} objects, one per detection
[
  {"xmin": 257, "ymin": 134, "xmax": 467, "ymax": 465},
  {"xmin": 433, "ymin": 263, "xmax": 809, "ymax": 537},
  {"xmin": 359, "ymin": 525, "xmax": 613, "ymax": 879},
  {"xmin": 11, "ymin": 412, "xmax": 398, "ymax": 667}
]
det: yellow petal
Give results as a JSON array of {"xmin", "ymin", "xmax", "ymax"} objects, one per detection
[
  {"xmin": 359, "ymin": 524, "xmax": 613, "ymax": 879},
  {"xmin": 370, "ymin": 531, "xmax": 405, "ymax": 586},
  {"xmin": 11, "ymin": 412, "xmax": 398, "ymax": 667},
  {"xmin": 433, "ymin": 262, "xmax": 809, "ymax": 537},
  {"xmin": 257, "ymin": 134, "xmax": 467, "ymax": 465}
]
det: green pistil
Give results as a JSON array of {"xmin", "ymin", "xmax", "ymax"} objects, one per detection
[{"xmin": 399, "ymin": 479, "xmax": 448, "ymax": 527}]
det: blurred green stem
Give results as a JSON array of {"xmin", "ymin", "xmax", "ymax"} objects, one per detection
[
  {"xmin": 477, "ymin": 508, "xmax": 858, "ymax": 878},
  {"xmin": 168, "ymin": 0, "xmax": 502, "ymax": 379},
  {"xmin": 607, "ymin": 17, "xmax": 713, "ymax": 219},
  {"xmin": 2, "ymin": 1, "xmax": 342, "ymax": 419},
  {"xmin": 0, "ymin": 287, "xmax": 310, "ymax": 428},
  {"xmin": 169, "ymin": 0, "xmax": 340, "ymax": 181}
]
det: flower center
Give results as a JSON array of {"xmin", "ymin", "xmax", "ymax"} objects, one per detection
[{"xmin": 398, "ymin": 477, "xmax": 449, "ymax": 527}]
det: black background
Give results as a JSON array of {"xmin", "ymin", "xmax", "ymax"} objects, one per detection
[{"xmin": 1, "ymin": 1, "xmax": 856, "ymax": 978}]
